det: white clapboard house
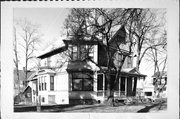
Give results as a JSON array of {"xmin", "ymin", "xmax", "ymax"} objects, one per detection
[{"xmin": 28, "ymin": 26, "xmax": 146, "ymax": 105}]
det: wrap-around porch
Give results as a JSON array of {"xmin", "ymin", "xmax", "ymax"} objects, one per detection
[{"xmin": 96, "ymin": 72, "xmax": 146, "ymax": 99}]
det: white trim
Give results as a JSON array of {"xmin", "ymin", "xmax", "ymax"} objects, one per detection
[
  {"xmin": 103, "ymin": 73, "xmax": 105, "ymax": 97},
  {"xmin": 119, "ymin": 77, "xmax": 121, "ymax": 97}
]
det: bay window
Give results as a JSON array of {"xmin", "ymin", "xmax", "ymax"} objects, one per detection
[{"xmin": 72, "ymin": 73, "xmax": 93, "ymax": 91}]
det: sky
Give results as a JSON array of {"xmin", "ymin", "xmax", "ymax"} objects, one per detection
[
  {"xmin": 13, "ymin": 8, "xmax": 166, "ymax": 83},
  {"xmin": 14, "ymin": 8, "xmax": 70, "ymax": 51},
  {"xmin": 14, "ymin": 8, "xmax": 70, "ymax": 70}
]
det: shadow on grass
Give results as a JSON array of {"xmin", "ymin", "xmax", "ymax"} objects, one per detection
[
  {"xmin": 14, "ymin": 104, "xmax": 107, "ymax": 112},
  {"xmin": 14, "ymin": 104, "xmax": 77, "ymax": 112},
  {"xmin": 51, "ymin": 104, "xmax": 107, "ymax": 112},
  {"xmin": 137, "ymin": 102, "xmax": 165, "ymax": 113}
]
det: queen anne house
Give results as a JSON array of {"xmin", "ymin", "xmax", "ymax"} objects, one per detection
[{"xmin": 27, "ymin": 26, "xmax": 146, "ymax": 105}]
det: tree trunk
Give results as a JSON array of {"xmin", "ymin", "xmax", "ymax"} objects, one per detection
[
  {"xmin": 106, "ymin": 71, "xmax": 115, "ymax": 106},
  {"xmin": 136, "ymin": 52, "xmax": 140, "ymax": 71}
]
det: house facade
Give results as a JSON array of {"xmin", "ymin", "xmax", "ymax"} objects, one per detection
[
  {"xmin": 28, "ymin": 26, "xmax": 146, "ymax": 105},
  {"xmin": 14, "ymin": 69, "xmax": 36, "ymax": 104}
]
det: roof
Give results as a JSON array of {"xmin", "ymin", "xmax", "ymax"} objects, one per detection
[
  {"xmin": 109, "ymin": 25, "xmax": 126, "ymax": 44},
  {"xmin": 37, "ymin": 46, "xmax": 67, "ymax": 59},
  {"xmin": 67, "ymin": 60, "xmax": 100, "ymax": 72},
  {"xmin": 37, "ymin": 69, "xmax": 56, "ymax": 75},
  {"xmin": 22, "ymin": 85, "xmax": 31, "ymax": 94},
  {"xmin": 121, "ymin": 67, "xmax": 146, "ymax": 77},
  {"xmin": 152, "ymin": 71, "xmax": 167, "ymax": 78},
  {"xmin": 63, "ymin": 39, "xmax": 100, "ymax": 45},
  {"xmin": 14, "ymin": 70, "xmax": 36, "ymax": 81}
]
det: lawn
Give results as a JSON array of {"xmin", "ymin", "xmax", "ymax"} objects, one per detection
[{"xmin": 14, "ymin": 101, "xmax": 167, "ymax": 113}]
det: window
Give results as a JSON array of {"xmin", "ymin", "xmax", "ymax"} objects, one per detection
[
  {"xmin": 145, "ymin": 92, "xmax": 152, "ymax": 96},
  {"xmin": 38, "ymin": 76, "xmax": 48, "ymax": 91},
  {"xmin": 72, "ymin": 46, "xmax": 78, "ymax": 60},
  {"xmin": 48, "ymin": 95, "xmax": 55, "ymax": 104},
  {"xmin": 44, "ymin": 76, "xmax": 47, "ymax": 90},
  {"xmin": 97, "ymin": 74, "xmax": 108, "ymax": 91},
  {"xmin": 39, "ymin": 78, "xmax": 41, "ymax": 91},
  {"xmin": 97, "ymin": 74, "xmax": 103, "ymax": 90},
  {"xmin": 42, "ymin": 97, "xmax": 45, "ymax": 102},
  {"xmin": 33, "ymin": 90, "xmax": 36, "ymax": 95},
  {"xmin": 72, "ymin": 73, "xmax": 93, "ymax": 91},
  {"xmin": 50, "ymin": 76, "xmax": 54, "ymax": 91},
  {"xmin": 71, "ymin": 45, "xmax": 94, "ymax": 61},
  {"xmin": 41, "ymin": 76, "xmax": 44, "ymax": 91},
  {"xmin": 127, "ymin": 56, "xmax": 132, "ymax": 68}
]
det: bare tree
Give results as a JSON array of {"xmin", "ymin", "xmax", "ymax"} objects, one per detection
[
  {"xmin": 13, "ymin": 26, "xmax": 20, "ymax": 92},
  {"xmin": 125, "ymin": 9, "xmax": 166, "ymax": 71},
  {"xmin": 62, "ymin": 8, "xmax": 166, "ymax": 106},
  {"xmin": 145, "ymin": 29, "xmax": 167, "ymax": 99},
  {"xmin": 63, "ymin": 8, "xmax": 141, "ymax": 106},
  {"xmin": 14, "ymin": 19, "xmax": 41, "ymax": 84}
]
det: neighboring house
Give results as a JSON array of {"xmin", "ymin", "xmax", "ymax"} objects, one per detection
[
  {"xmin": 14, "ymin": 69, "xmax": 36, "ymax": 104},
  {"xmin": 143, "ymin": 83, "xmax": 154, "ymax": 99},
  {"xmin": 152, "ymin": 71, "xmax": 167, "ymax": 98},
  {"xmin": 29, "ymin": 26, "xmax": 146, "ymax": 105}
]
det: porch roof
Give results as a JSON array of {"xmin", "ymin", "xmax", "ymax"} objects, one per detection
[
  {"xmin": 66, "ymin": 60, "xmax": 99, "ymax": 73},
  {"xmin": 38, "ymin": 68, "xmax": 56, "ymax": 74},
  {"xmin": 97, "ymin": 67, "xmax": 146, "ymax": 77},
  {"xmin": 121, "ymin": 68, "xmax": 146, "ymax": 77}
]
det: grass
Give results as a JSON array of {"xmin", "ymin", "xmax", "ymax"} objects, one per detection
[{"xmin": 14, "ymin": 101, "xmax": 167, "ymax": 113}]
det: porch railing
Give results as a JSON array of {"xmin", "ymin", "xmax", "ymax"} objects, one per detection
[{"xmin": 97, "ymin": 90, "xmax": 126, "ymax": 98}]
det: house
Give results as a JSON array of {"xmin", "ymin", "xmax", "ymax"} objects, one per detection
[
  {"xmin": 152, "ymin": 71, "xmax": 167, "ymax": 98},
  {"xmin": 14, "ymin": 69, "xmax": 36, "ymax": 104},
  {"xmin": 29, "ymin": 26, "xmax": 146, "ymax": 105}
]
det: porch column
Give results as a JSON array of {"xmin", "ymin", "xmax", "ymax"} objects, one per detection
[
  {"xmin": 132, "ymin": 77, "xmax": 134, "ymax": 92},
  {"xmin": 119, "ymin": 77, "xmax": 121, "ymax": 97},
  {"xmin": 103, "ymin": 74, "xmax": 105, "ymax": 97},
  {"xmin": 125, "ymin": 77, "xmax": 127, "ymax": 96}
]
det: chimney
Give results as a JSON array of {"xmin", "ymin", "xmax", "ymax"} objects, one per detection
[{"xmin": 23, "ymin": 67, "xmax": 26, "ymax": 72}]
